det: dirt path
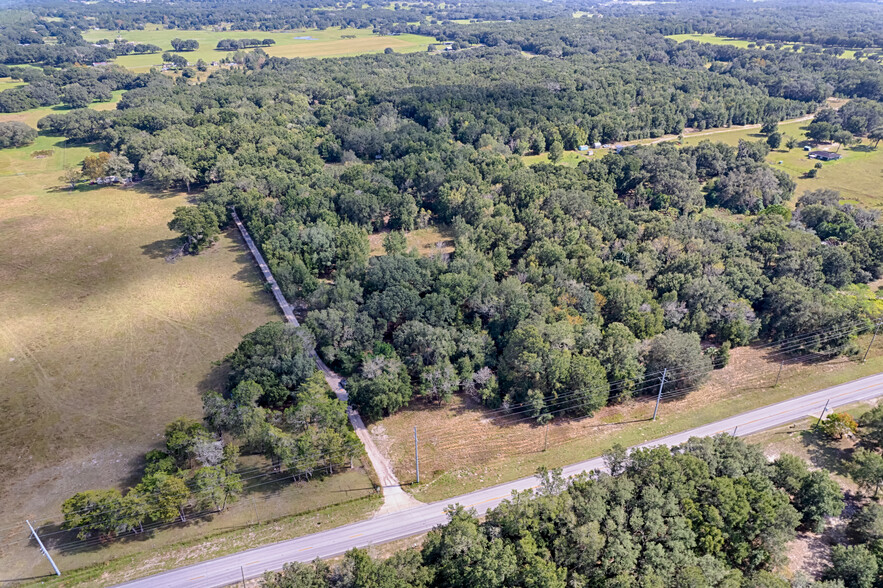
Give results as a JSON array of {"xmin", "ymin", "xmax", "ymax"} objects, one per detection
[
  {"xmin": 230, "ymin": 210, "xmax": 419, "ymax": 515},
  {"xmin": 638, "ymin": 113, "xmax": 816, "ymax": 146}
]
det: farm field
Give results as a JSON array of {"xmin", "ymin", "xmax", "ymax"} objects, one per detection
[
  {"xmin": 375, "ymin": 332, "xmax": 883, "ymax": 503},
  {"xmin": 80, "ymin": 26, "xmax": 437, "ymax": 71},
  {"xmin": 666, "ymin": 33, "xmax": 875, "ymax": 59},
  {"xmin": 0, "ymin": 97, "xmax": 334, "ymax": 579}
]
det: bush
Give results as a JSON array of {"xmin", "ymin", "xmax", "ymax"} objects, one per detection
[{"xmin": 817, "ymin": 412, "xmax": 858, "ymax": 439}]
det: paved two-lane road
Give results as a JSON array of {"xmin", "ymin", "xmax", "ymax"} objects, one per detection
[{"xmin": 117, "ymin": 370, "xmax": 883, "ymax": 588}]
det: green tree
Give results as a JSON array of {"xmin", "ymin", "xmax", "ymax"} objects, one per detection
[
  {"xmin": 859, "ymin": 405, "xmax": 883, "ymax": 447},
  {"xmin": 192, "ymin": 465, "xmax": 242, "ymax": 512},
  {"xmin": 794, "ymin": 470, "xmax": 844, "ymax": 532},
  {"xmin": 548, "ymin": 140, "xmax": 564, "ymax": 162},
  {"xmin": 382, "ymin": 231, "xmax": 408, "ymax": 255},
  {"xmin": 348, "ymin": 355, "xmax": 413, "ymax": 419},
  {"xmin": 61, "ymin": 489, "xmax": 125, "ymax": 540},
  {"xmin": 766, "ymin": 132, "xmax": 782, "ymax": 149},
  {"xmin": 824, "ymin": 544, "xmax": 878, "ymax": 588},
  {"xmin": 135, "ymin": 472, "xmax": 190, "ymax": 523},
  {"xmin": 643, "ymin": 329, "xmax": 712, "ymax": 394},
  {"xmin": 168, "ymin": 205, "xmax": 221, "ymax": 253},
  {"xmin": 852, "ymin": 448, "xmax": 883, "ymax": 497}
]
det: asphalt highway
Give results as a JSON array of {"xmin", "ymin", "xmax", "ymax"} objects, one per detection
[{"xmin": 117, "ymin": 370, "xmax": 883, "ymax": 588}]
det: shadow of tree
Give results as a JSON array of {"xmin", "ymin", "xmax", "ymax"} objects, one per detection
[
  {"xmin": 802, "ymin": 428, "xmax": 856, "ymax": 478},
  {"xmin": 140, "ymin": 237, "xmax": 183, "ymax": 260}
]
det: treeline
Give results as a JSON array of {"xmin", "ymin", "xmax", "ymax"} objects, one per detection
[
  {"xmin": 264, "ymin": 435, "xmax": 847, "ymax": 587},
  {"xmin": 26, "ymin": 0, "xmax": 566, "ymax": 33},
  {"xmin": 216, "ymin": 38, "xmax": 276, "ymax": 51}
]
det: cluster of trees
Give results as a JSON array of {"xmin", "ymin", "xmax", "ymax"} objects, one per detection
[
  {"xmin": 0, "ymin": 120, "xmax": 36, "ymax": 148},
  {"xmin": 264, "ymin": 435, "xmax": 846, "ymax": 587},
  {"xmin": 62, "ymin": 321, "xmax": 365, "ymax": 541},
  {"xmin": 215, "ymin": 38, "xmax": 276, "ymax": 51},
  {"xmin": 170, "ymin": 38, "xmax": 200, "ymax": 51},
  {"xmin": 62, "ymin": 419, "xmax": 242, "ymax": 540},
  {"xmin": 805, "ymin": 100, "xmax": 883, "ymax": 147},
  {"xmin": 0, "ymin": 63, "xmax": 140, "ymax": 113},
  {"xmin": 202, "ymin": 322, "xmax": 363, "ymax": 476}
]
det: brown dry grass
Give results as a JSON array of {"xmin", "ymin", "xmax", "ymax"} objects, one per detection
[
  {"xmin": 377, "ymin": 337, "xmax": 883, "ymax": 502},
  {"xmin": 367, "ymin": 225, "xmax": 454, "ymax": 258},
  {"xmin": 0, "ymin": 172, "xmax": 282, "ymax": 580}
]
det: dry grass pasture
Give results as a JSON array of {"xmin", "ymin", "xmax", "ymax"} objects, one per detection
[
  {"xmin": 79, "ymin": 27, "xmax": 436, "ymax": 72},
  {"xmin": 375, "ymin": 334, "xmax": 883, "ymax": 503}
]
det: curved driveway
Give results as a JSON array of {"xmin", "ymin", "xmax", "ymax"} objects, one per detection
[{"xmin": 118, "ymin": 371, "xmax": 883, "ymax": 588}]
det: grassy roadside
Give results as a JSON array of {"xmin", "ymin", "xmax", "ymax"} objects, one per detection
[
  {"xmin": 376, "ymin": 336, "xmax": 883, "ymax": 503},
  {"xmin": 21, "ymin": 493, "xmax": 382, "ymax": 588}
]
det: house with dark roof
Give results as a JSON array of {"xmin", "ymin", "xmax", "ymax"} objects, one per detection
[{"xmin": 808, "ymin": 151, "xmax": 842, "ymax": 161}]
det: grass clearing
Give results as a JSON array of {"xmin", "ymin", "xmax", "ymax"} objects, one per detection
[
  {"xmin": 374, "ymin": 335, "xmax": 883, "ymax": 503},
  {"xmin": 367, "ymin": 225, "xmax": 454, "ymax": 257},
  {"xmin": 522, "ymin": 149, "xmax": 598, "ymax": 167},
  {"xmin": 80, "ymin": 27, "xmax": 437, "ymax": 71},
  {"xmin": 667, "ymin": 33, "xmax": 876, "ymax": 60}
]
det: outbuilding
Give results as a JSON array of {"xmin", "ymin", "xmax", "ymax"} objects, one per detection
[{"xmin": 808, "ymin": 151, "xmax": 842, "ymax": 161}]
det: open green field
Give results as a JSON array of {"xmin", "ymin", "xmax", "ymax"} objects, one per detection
[
  {"xmin": 522, "ymin": 149, "xmax": 598, "ymax": 167},
  {"xmin": 667, "ymin": 33, "xmax": 875, "ymax": 60},
  {"xmin": 677, "ymin": 118, "xmax": 883, "ymax": 209},
  {"xmin": 80, "ymin": 27, "xmax": 437, "ymax": 71}
]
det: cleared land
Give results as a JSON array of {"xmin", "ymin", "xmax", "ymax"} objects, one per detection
[
  {"xmin": 80, "ymin": 27, "xmax": 437, "ymax": 71},
  {"xmin": 667, "ymin": 33, "xmax": 876, "ymax": 60},
  {"xmin": 367, "ymin": 225, "xmax": 455, "ymax": 257},
  {"xmin": 0, "ymin": 103, "xmax": 374, "ymax": 582},
  {"xmin": 374, "ymin": 332, "xmax": 883, "ymax": 503}
]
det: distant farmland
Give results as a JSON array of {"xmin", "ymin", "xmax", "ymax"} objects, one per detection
[{"xmin": 80, "ymin": 26, "xmax": 437, "ymax": 71}]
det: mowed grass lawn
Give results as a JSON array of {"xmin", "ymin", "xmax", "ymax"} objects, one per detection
[{"xmin": 80, "ymin": 26, "xmax": 437, "ymax": 71}]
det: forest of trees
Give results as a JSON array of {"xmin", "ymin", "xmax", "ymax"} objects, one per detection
[
  {"xmin": 262, "ymin": 435, "xmax": 852, "ymax": 587},
  {"xmin": 0, "ymin": 0, "xmax": 872, "ymax": 578},
  {"xmin": 20, "ymin": 8, "xmax": 880, "ymax": 425}
]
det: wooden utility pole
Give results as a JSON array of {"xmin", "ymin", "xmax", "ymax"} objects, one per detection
[{"xmin": 863, "ymin": 322, "xmax": 880, "ymax": 363}]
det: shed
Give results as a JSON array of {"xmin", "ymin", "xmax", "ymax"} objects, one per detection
[
  {"xmin": 578, "ymin": 145, "xmax": 589, "ymax": 152},
  {"xmin": 808, "ymin": 151, "xmax": 841, "ymax": 161}
]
